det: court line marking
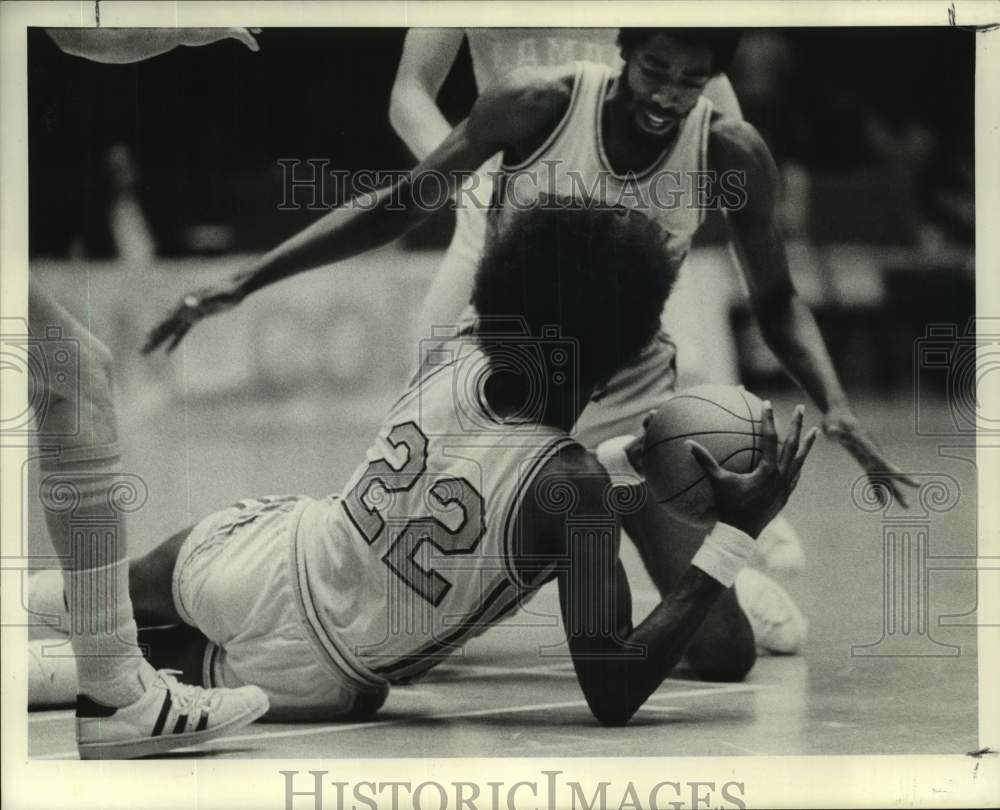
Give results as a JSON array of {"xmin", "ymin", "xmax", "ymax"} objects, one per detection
[
  {"xmin": 428, "ymin": 661, "xmax": 751, "ymax": 692},
  {"xmin": 34, "ymin": 683, "xmax": 757, "ymax": 759},
  {"xmin": 25, "ymin": 667, "xmax": 729, "ymax": 724}
]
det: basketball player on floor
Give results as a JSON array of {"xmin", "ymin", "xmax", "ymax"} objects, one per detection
[
  {"xmin": 144, "ymin": 28, "xmax": 916, "ymax": 682},
  {"xmin": 26, "ymin": 26, "xmax": 269, "ymax": 760},
  {"xmin": 388, "ymin": 26, "xmax": 810, "ymax": 654},
  {"xmin": 32, "ymin": 206, "xmax": 817, "ymax": 725}
]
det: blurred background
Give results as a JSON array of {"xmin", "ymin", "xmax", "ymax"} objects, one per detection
[{"xmin": 27, "ymin": 26, "xmax": 975, "ymax": 407}]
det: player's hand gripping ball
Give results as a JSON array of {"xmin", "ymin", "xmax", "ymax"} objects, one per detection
[{"xmin": 642, "ymin": 384, "xmax": 765, "ymax": 527}]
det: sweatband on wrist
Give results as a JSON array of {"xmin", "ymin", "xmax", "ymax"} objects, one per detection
[
  {"xmin": 690, "ymin": 522, "xmax": 756, "ymax": 587},
  {"xmin": 595, "ymin": 434, "xmax": 643, "ymax": 487}
]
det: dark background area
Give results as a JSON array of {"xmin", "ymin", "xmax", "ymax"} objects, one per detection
[{"xmin": 28, "ymin": 27, "xmax": 975, "ymax": 257}]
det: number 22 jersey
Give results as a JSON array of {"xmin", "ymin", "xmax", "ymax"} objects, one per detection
[{"xmin": 292, "ymin": 343, "xmax": 574, "ymax": 685}]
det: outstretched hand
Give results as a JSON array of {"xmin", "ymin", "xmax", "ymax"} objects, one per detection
[
  {"xmin": 823, "ymin": 410, "xmax": 918, "ymax": 507},
  {"xmin": 142, "ymin": 284, "xmax": 242, "ymax": 354},
  {"xmin": 688, "ymin": 402, "xmax": 818, "ymax": 538}
]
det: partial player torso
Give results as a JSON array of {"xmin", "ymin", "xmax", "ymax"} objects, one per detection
[
  {"xmin": 465, "ymin": 28, "xmax": 622, "ymax": 91},
  {"xmin": 488, "ymin": 61, "xmax": 714, "ymax": 278},
  {"xmin": 294, "ymin": 344, "xmax": 573, "ymax": 683}
]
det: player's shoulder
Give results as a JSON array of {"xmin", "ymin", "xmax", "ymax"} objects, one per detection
[
  {"xmin": 516, "ymin": 441, "xmax": 612, "ymax": 556},
  {"xmin": 479, "ymin": 64, "xmax": 575, "ymax": 119},
  {"xmin": 707, "ymin": 116, "xmax": 773, "ymax": 174},
  {"xmin": 469, "ymin": 65, "xmax": 575, "ymax": 155}
]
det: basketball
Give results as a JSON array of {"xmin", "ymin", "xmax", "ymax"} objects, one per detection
[{"xmin": 642, "ymin": 384, "xmax": 765, "ymax": 527}]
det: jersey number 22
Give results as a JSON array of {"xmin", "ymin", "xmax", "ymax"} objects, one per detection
[{"xmin": 343, "ymin": 421, "xmax": 485, "ymax": 606}]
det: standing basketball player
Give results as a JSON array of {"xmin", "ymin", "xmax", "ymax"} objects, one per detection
[
  {"xmin": 144, "ymin": 28, "xmax": 915, "ymax": 681},
  {"xmin": 387, "ymin": 27, "xmax": 811, "ymax": 652},
  {"xmin": 389, "ymin": 28, "xmax": 740, "ymax": 371},
  {"xmin": 36, "ymin": 206, "xmax": 817, "ymax": 723}
]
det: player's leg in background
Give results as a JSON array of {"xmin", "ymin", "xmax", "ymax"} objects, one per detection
[
  {"xmin": 27, "ymin": 282, "xmax": 267, "ymax": 757},
  {"xmin": 406, "ymin": 163, "xmax": 496, "ymax": 379}
]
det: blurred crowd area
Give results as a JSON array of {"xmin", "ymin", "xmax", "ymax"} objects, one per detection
[{"xmin": 27, "ymin": 27, "xmax": 975, "ymax": 395}]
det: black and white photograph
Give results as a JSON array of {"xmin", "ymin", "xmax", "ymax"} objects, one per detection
[{"xmin": 2, "ymin": 2, "xmax": 998, "ymax": 808}]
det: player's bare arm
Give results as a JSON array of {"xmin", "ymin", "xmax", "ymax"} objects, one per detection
[
  {"xmin": 143, "ymin": 67, "xmax": 573, "ymax": 354},
  {"xmin": 47, "ymin": 28, "xmax": 260, "ymax": 64},
  {"xmin": 389, "ymin": 29, "xmax": 466, "ymax": 161},
  {"xmin": 536, "ymin": 405, "xmax": 815, "ymax": 726},
  {"xmin": 709, "ymin": 118, "xmax": 918, "ymax": 506}
]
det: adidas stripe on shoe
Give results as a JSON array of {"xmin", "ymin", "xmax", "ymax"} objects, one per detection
[{"xmin": 76, "ymin": 665, "xmax": 269, "ymax": 759}]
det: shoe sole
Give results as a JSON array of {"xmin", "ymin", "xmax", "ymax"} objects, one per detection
[{"xmin": 77, "ymin": 699, "xmax": 269, "ymax": 760}]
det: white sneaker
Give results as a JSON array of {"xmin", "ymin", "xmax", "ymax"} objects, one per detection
[
  {"xmin": 734, "ymin": 568, "xmax": 808, "ymax": 655},
  {"xmin": 754, "ymin": 514, "xmax": 806, "ymax": 575},
  {"xmin": 76, "ymin": 665, "xmax": 269, "ymax": 759}
]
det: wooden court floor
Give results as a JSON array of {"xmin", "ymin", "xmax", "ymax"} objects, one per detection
[{"xmin": 26, "ymin": 389, "xmax": 981, "ymax": 759}]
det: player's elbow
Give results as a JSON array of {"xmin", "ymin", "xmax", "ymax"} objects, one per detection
[
  {"xmin": 583, "ymin": 687, "xmax": 639, "ymax": 728},
  {"xmin": 589, "ymin": 700, "xmax": 636, "ymax": 728},
  {"xmin": 387, "ymin": 85, "xmax": 410, "ymax": 133},
  {"xmin": 388, "ymin": 80, "xmax": 425, "ymax": 136}
]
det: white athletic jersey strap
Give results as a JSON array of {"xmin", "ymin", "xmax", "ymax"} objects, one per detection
[
  {"xmin": 295, "ymin": 343, "xmax": 573, "ymax": 682},
  {"xmin": 490, "ymin": 62, "xmax": 714, "ymax": 275}
]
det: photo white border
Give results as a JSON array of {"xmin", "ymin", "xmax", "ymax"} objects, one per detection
[{"xmin": 2, "ymin": 2, "xmax": 997, "ymax": 808}]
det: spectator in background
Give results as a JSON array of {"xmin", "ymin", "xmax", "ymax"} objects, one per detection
[
  {"xmin": 105, "ymin": 143, "xmax": 157, "ymax": 263},
  {"xmin": 69, "ymin": 142, "xmax": 157, "ymax": 262}
]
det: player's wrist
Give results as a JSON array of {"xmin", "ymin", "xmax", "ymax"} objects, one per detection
[{"xmin": 690, "ymin": 522, "xmax": 756, "ymax": 587}]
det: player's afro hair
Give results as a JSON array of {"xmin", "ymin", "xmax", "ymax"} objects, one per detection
[
  {"xmin": 616, "ymin": 28, "xmax": 742, "ymax": 75},
  {"xmin": 472, "ymin": 201, "xmax": 675, "ymax": 394}
]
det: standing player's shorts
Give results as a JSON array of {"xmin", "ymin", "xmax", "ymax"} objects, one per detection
[
  {"xmin": 573, "ymin": 331, "xmax": 678, "ymax": 448},
  {"xmin": 172, "ymin": 495, "xmax": 389, "ymax": 721}
]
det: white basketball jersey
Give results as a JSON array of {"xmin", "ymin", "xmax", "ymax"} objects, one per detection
[
  {"xmin": 294, "ymin": 344, "xmax": 573, "ymax": 683},
  {"xmin": 490, "ymin": 62, "xmax": 714, "ymax": 274},
  {"xmin": 465, "ymin": 28, "xmax": 622, "ymax": 91}
]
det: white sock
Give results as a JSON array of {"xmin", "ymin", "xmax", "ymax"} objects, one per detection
[
  {"xmin": 39, "ymin": 449, "xmax": 147, "ymax": 707},
  {"xmin": 65, "ymin": 558, "xmax": 146, "ymax": 706}
]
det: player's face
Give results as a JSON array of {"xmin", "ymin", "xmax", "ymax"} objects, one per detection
[{"xmin": 621, "ymin": 34, "xmax": 713, "ymax": 140}]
